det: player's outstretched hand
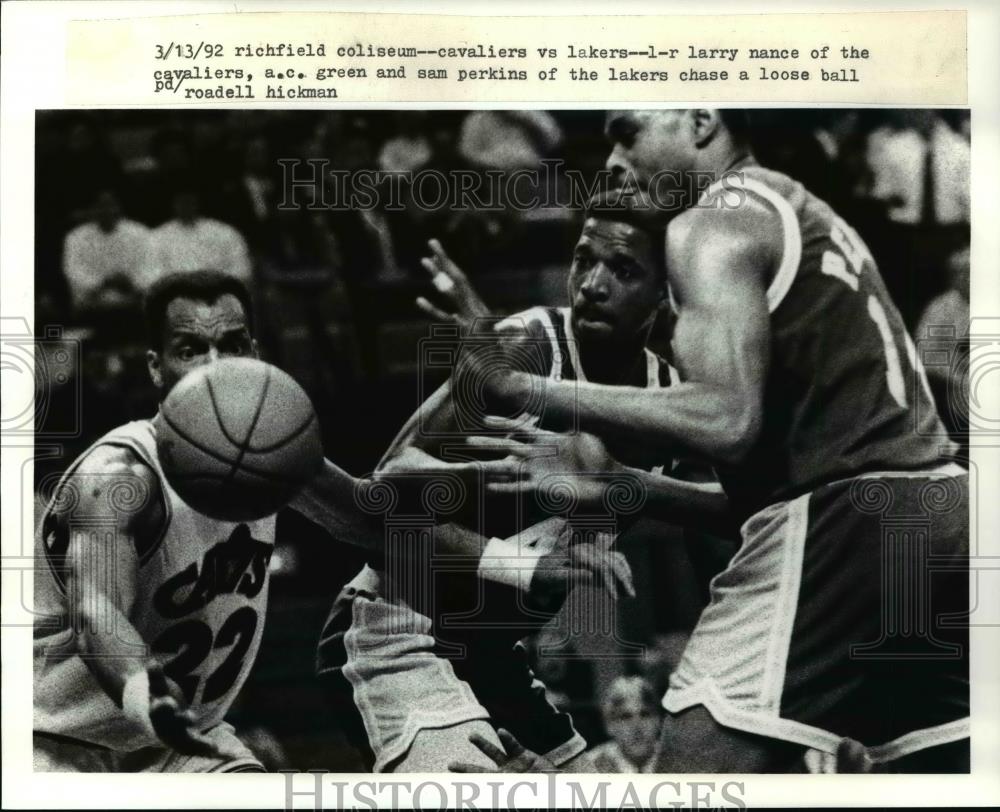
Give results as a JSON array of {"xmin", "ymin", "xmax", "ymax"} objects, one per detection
[
  {"xmin": 146, "ymin": 664, "xmax": 223, "ymax": 758},
  {"xmin": 529, "ymin": 539, "xmax": 635, "ymax": 613},
  {"xmin": 467, "ymin": 416, "xmax": 629, "ymax": 512},
  {"xmin": 416, "ymin": 239, "xmax": 492, "ymax": 324},
  {"xmin": 449, "ymin": 728, "xmax": 559, "ymax": 773},
  {"xmin": 374, "ymin": 445, "xmax": 520, "ymax": 494}
]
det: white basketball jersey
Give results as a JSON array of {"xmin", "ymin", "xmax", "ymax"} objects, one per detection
[{"xmin": 34, "ymin": 419, "xmax": 277, "ymax": 751}]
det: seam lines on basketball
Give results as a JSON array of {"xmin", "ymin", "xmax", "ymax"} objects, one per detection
[
  {"xmin": 159, "ymin": 408, "xmax": 305, "ymax": 484},
  {"xmin": 243, "ymin": 410, "xmax": 317, "ymax": 453},
  {"xmin": 205, "ymin": 370, "xmax": 258, "ymax": 449},
  {"xmin": 165, "ymin": 469, "xmax": 303, "ymax": 485},
  {"xmin": 221, "ymin": 363, "xmax": 272, "ymax": 487}
]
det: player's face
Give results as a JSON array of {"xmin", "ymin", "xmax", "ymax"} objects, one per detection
[
  {"xmin": 605, "ymin": 110, "xmax": 694, "ymax": 189},
  {"xmin": 568, "ymin": 218, "xmax": 666, "ymax": 342},
  {"xmin": 605, "ymin": 698, "xmax": 662, "ymax": 767},
  {"xmin": 147, "ymin": 294, "xmax": 258, "ymax": 397}
]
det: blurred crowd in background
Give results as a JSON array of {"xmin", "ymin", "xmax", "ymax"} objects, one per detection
[{"xmin": 33, "ymin": 109, "xmax": 970, "ymax": 771}]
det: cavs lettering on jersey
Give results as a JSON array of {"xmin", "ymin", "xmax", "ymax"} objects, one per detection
[
  {"xmin": 33, "ymin": 419, "xmax": 276, "ymax": 751},
  {"xmin": 694, "ymin": 166, "xmax": 953, "ymax": 517}
]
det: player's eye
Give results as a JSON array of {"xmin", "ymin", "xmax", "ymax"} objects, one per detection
[
  {"xmin": 176, "ymin": 345, "xmax": 198, "ymax": 361},
  {"xmin": 221, "ymin": 334, "xmax": 252, "ymax": 356},
  {"xmin": 607, "ymin": 117, "xmax": 637, "ymax": 148},
  {"xmin": 613, "ymin": 262, "xmax": 638, "ymax": 280}
]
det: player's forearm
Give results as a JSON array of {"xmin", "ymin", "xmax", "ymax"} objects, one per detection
[
  {"xmin": 512, "ymin": 373, "xmax": 760, "ymax": 466},
  {"xmin": 623, "ymin": 466, "xmax": 737, "ymax": 537},
  {"xmin": 291, "ymin": 459, "xmax": 386, "ymax": 554},
  {"xmin": 72, "ymin": 590, "xmax": 149, "ymax": 705},
  {"xmin": 292, "ymin": 458, "xmax": 489, "ymax": 561}
]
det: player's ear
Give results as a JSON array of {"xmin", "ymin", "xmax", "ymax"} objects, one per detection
[
  {"xmin": 147, "ymin": 349, "xmax": 164, "ymax": 390},
  {"xmin": 691, "ymin": 110, "xmax": 721, "ymax": 148},
  {"xmin": 656, "ymin": 283, "xmax": 670, "ymax": 311}
]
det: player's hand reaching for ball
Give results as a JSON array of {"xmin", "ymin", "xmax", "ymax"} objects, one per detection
[
  {"xmin": 138, "ymin": 664, "xmax": 225, "ymax": 758},
  {"xmin": 529, "ymin": 537, "xmax": 635, "ymax": 614},
  {"xmin": 415, "ymin": 240, "xmax": 532, "ymax": 415},
  {"xmin": 416, "ymin": 239, "xmax": 492, "ymax": 324},
  {"xmin": 449, "ymin": 728, "xmax": 559, "ymax": 773},
  {"xmin": 466, "ymin": 416, "xmax": 633, "ymax": 514}
]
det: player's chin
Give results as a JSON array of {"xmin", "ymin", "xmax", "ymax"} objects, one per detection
[{"xmin": 572, "ymin": 315, "xmax": 617, "ymax": 338}]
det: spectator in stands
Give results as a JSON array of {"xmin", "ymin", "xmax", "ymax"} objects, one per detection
[
  {"xmin": 458, "ymin": 110, "xmax": 563, "ymax": 172},
  {"xmin": 378, "ymin": 111, "xmax": 433, "ymax": 174},
  {"xmin": 854, "ymin": 111, "xmax": 970, "ymax": 328},
  {"xmin": 57, "ymin": 116, "xmax": 126, "ymax": 227},
  {"xmin": 150, "ymin": 186, "xmax": 253, "ymax": 285},
  {"xmin": 135, "ymin": 128, "xmax": 199, "ymax": 225},
  {"xmin": 62, "ymin": 187, "xmax": 155, "ymax": 317},
  {"xmin": 917, "ymin": 243, "xmax": 970, "ymax": 457},
  {"xmin": 865, "ymin": 110, "xmax": 969, "ymax": 227},
  {"xmin": 222, "ymin": 133, "xmax": 281, "ymax": 256},
  {"xmin": 577, "ymin": 676, "xmax": 664, "ymax": 773}
]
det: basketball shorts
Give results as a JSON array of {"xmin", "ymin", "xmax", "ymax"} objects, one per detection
[
  {"xmin": 316, "ymin": 565, "xmax": 586, "ymax": 772},
  {"xmin": 664, "ymin": 466, "xmax": 969, "ymax": 766},
  {"xmin": 33, "ymin": 721, "xmax": 263, "ymax": 772}
]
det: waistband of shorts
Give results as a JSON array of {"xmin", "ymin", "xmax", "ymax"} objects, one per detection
[
  {"xmin": 741, "ymin": 462, "xmax": 968, "ymax": 538},
  {"xmin": 853, "ymin": 461, "xmax": 967, "ymax": 481}
]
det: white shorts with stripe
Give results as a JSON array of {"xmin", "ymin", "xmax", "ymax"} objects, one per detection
[{"xmin": 333, "ymin": 565, "xmax": 587, "ymax": 772}]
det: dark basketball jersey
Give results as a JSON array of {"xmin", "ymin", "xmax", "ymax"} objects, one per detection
[
  {"xmin": 500, "ymin": 304, "xmax": 676, "ymax": 456},
  {"xmin": 697, "ymin": 166, "xmax": 954, "ymax": 517}
]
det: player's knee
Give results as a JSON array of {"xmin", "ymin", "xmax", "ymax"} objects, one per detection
[
  {"xmin": 657, "ymin": 705, "xmax": 801, "ymax": 773},
  {"xmin": 388, "ymin": 721, "xmax": 499, "ymax": 773}
]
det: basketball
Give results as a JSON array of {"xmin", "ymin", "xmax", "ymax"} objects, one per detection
[{"xmin": 156, "ymin": 358, "xmax": 323, "ymax": 521}]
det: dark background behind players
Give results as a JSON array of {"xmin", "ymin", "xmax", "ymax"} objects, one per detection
[{"xmin": 33, "ymin": 109, "xmax": 969, "ymax": 770}]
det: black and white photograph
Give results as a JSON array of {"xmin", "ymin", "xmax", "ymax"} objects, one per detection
[{"xmin": 27, "ymin": 107, "xmax": 972, "ymax": 777}]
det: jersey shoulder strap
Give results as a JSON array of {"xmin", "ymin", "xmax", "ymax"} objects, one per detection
[
  {"xmin": 496, "ymin": 305, "xmax": 565, "ymax": 380},
  {"xmin": 698, "ymin": 166, "xmax": 804, "ymax": 314}
]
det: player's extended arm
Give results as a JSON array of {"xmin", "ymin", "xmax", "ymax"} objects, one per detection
[
  {"xmin": 61, "ymin": 446, "xmax": 151, "ymax": 701},
  {"xmin": 287, "ymin": 458, "xmax": 385, "ymax": 552},
  {"xmin": 620, "ymin": 465, "xmax": 735, "ymax": 536},
  {"xmin": 289, "ymin": 402, "xmax": 518, "ymax": 559},
  {"xmin": 59, "ymin": 446, "xmax": 220, "ymax": 756},
  {"xmin": 490, "ymin": 209, "xmax": 774, "ymax": 466},
  {"xmin": 290, "ymin": 380, "xmax": 500, "ymax": 549},
  {"xmin": 472, "ymin": 420, "xmax": 735, "ymax": 536}
]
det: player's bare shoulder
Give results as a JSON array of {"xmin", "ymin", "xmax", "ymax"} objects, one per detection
[
  {"xmin": 51, "ymin": 443, "xmax": 165, "ymax": 538},
  {"xmin": 494, "ymin": 306, "xmax": 558, "ymax": 373},
  {"xmin": 666, "ymin": 185, "xmax": 781, "ymax": 295},
  {"xmin": 494, "ymin": 307, "xmax": 553, "ymax": 344}
]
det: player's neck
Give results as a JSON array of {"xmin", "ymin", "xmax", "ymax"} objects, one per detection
[
  {"xmin": 696, "ymin": 147, "xmax": 757, "ymax": 177},
  {"xmin": 578, "ymin": 335, "xmax": 647, "ymax": 385}
]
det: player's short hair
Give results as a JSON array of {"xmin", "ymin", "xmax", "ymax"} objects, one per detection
[
  {"xmin": 144, "ymin": 271, "xmax": 255, "ymax": 349},
  {"xmin": 718, "ymin": 109, "xmax": 751, "ymax": 145},
  {"xmin": 601, "ymin": 675, "xmax": 661, "ymax": 720},
  {"xmin": 582, "ymin": 192, "xmax": 667, "ymax": 281}
]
